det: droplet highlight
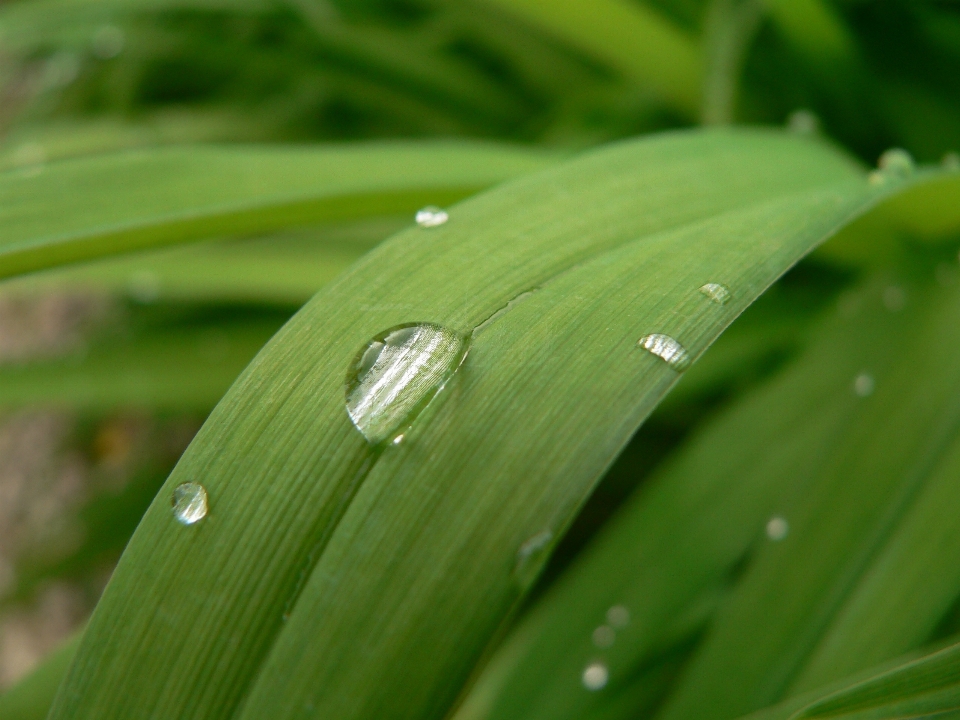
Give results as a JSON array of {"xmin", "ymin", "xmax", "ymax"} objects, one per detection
[
  {"xmin": 582, "ymin": 662, "xmax": 609, "ymax": 691},
  {"xmin": 345, "ymin": 323, "xmax": 466, "ymax": 445},
  {"xmin": 870, "ymin": 148, "xmax": 915, "ymax": 185},
  {"xmin": 637, "ymin": 334, "xmax": 690, "ymax": 371},
  {"xmin": 606, "ymin": 605, "xmax": 630, "ymax": 628},
  {"xmin": 853, "ymin": 373, "xmax": 874, "ymax": 397},
  {"xmin": 415, "ymin": 206, "xmax": 448, "ymax": 228},
  {"xmin": 513, "ymin": 529, "xmax": 554, "ymax": 589},
  {"xmin": 172, "ymin": 482, "xmax": 208, "ymax": 525},
  {"xmin": 699, "ymin": 283, "xmax": 731, "ymax": 305},
  {"xmin": 766, "ymin": 516, "xmax": 789, "ymax": 541},
  {"xmin": 592, "ymin": 625, "xmax": 616, "ymax": 648},
  {"xmin": 787, "ymin": 109, "xmax": 819, "ymax": 135}
]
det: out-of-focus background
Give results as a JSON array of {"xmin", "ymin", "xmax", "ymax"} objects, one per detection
[{"xmin": 1, "ymin": 0, "xmax": 959, "ymax": 689}]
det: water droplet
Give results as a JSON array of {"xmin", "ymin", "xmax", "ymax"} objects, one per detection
[
  {"xmin": 766, "ymin": 516, "xmax": 789, "ymax": 541},
  {"xmin": 787, "ymin": 109, "xmax": 819, "ymax": 135},
  {"xmin": 870, "ymin": 149, "xmax": 915, "ymax": 185},
  {"xmin": 853, "ymin": 373, "xmax": 874, "ymax": 397},
  {"xmin": 606, "ymin": 605, "xmax": 630, "ymax": 628},
  {"xmin": 637, "ymin": 334, "xmax": 690, "ymax": 371},
  {"xmin": 942, "ymin": 152, "xmax": 960, "ymax": 171},
  {"xmin": 391, "ymin": 434, "xmax": 404, "ymax": 445},
  {"xmin": 883, "ymin": 285, "xmax": 906, "ymax": 311},
  {"xmin": 513, "ymin": 529, "xmax": 554, "ymax": 589},
  {"xmin": 415, "ymin": 206, "xmax": 448, "ymax": 228},
  {"xmin": 345, "ymin": 323, "xmax": 466, "ymax": 445},
  {"xmin": 172, "ymin": 482, "xmax": 208, "ymax": 525},
  {"xmin": 699, "ymin": 283, "xmax": 731, "ymax": 305},
  {"xmin": 582, "ymin": 662, "xmax": 609, "ymax": 691},
  {"xmin": 92, "ymin": 25, "xmax": 124, "ymax": 59},
  {"xmin": 592, "ymin": 625, "xmax": 615, "ymax": 648}
]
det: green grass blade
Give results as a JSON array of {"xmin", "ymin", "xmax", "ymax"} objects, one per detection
[
  {"xmin": 45, "ymin": 129, "xmax": 901, "ymax": 720},
  {"xmin": 453, "ymin": 270, "xmax": 913, "ymax": 720},
  {"xmin": 481, "ymin": 0, "xmax": 701, "ymax": 117},
  {"xmin": 654, "ymin": 273, "xmax": 960, "ymax": 720},
  {"xmin": 0, "ymin": 141, "xmax": 554, "ymax": 279}
]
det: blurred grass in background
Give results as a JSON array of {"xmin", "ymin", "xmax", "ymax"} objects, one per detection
[{"xmin": 0, "ymin": 0, "xmax": 959, "ymax": 699}]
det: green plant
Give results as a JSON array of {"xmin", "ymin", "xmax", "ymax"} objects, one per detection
[{"xmin": 1, "ymin": 2, "xmax": 960, "ymax": 720}]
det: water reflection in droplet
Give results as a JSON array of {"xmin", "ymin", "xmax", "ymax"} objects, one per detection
[
  {"xmin": 345, "ymin": 324, "xmax": 466, "ymax": 445},
  {"xmin": 699, "ymin": 283, "xmax": 731, "ymax": 305},
  {"xmin": 592, "ymin": 625, "xmax": 615, "ymax": 648},
  {"xmin": 582, "ymin": 662, "xmax": 609, "ymax": 691},
  {"xmin": 172, "ymin": 482, "xmax": 208, "ymax": 525},
  {"xmin": 766, "ymin": 516, "xmax": 789, "ymax": 541},
  {"xmin": 853, "ymin": 373, "xmax": 874, "ymax": 398},
  {"xmin": 637, "ymin": 334, "xmax": 690, "ymax": 371},
  {"xmin": 415, "ymin": 206, "xmax": 448, "ymax": 228}
]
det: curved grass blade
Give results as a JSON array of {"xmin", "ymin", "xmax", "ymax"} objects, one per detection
[
  {"xmin": 0, "ymin": 141, "xmax": 554, "ymax": 280},
  {"xmin": 453, "ymin": 270, "xmax": 923, "ymax": 720},
  {"xmin": 46, "ymin": 129, "xmax": 898, "ymax": 720},
  {"xmin": 654, "ymin": 273, "xmax": 960, "ymax": 720},
  {"xmin": 744, "ymin": 639, "xmax": 960, "ymax": 720}
]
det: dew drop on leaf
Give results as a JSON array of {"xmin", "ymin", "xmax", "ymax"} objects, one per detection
[
  {"xmin": 870, "ymin": 148, "xmax": 915, "ymax": 185},
  {"xmin": 853, "ymin": 373, "xmax": 874, "ymax": 397},
  {"xmin": 172, "ymin": 482, "xmax": 208, "ymax": 525},
  {"xmin": 513, "ymin": 529, "xmax": 554, "ymax": 589},
  {"xmin": 637, "ymin": 334, "xmax": 690, "ymax": 371},
  {"xmin": 606, "ymin": 605, "xmax": 630, "ymax": 628},
  {"xmin": 345, "ymin": 323, "xmax": 466, "ymax": 445},
  {"xmin": 415, "ymin": 206, "xmax": 448, "ymax": 228},
  {"xmin": 582, "ymin": 662, "xmax": 609, "ymax": 691},
  {"xmin": 592, "ymin": 625, "xmax": 615, "ymax": 648},
  {"xmin": 786, "ymin": 109, "xmax": 819, "ymax": 135},
  {"xmin": 766, "ymin": 516, "xmax": 789, "ymax": 541},
  {"xmin": 699, "ymin": 283, "xmax": 731, "ymax": 305}
]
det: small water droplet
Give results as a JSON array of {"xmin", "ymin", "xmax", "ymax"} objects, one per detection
[
  {"xmin": 942, "ymin": 152, "xmax": 960, "ymax": 171},
  {"xmin": 592, "ymin": 625, "xmax": 615, "ymax": 648},
  {"xmin": 345, "ymin": 323, "xmax": 466, "ymax": 445},
  {"xmin": 766, "ymin": 516, "xmax": 789, "ymax": 541},
  {"xmin": 172, "ymin": 482, "xmax": 208, "ymax": 525},
  {"xmin": 606, "ymin": 605, "xmax": 630, "ymax": 628},
  {"xmin": 513, "ymin": 529, "xmax": 554, "ymax": 589},
  {"xmin": 853, "ymin": 373, "xmax": 874, "ymax": 397},
  {"xmin": 582, "ymin": 662, "xmax": 609, "ymax": 691},
  {"xmin": 391, "ymin": 434, "xmax": 404, "ymax": 445},
  {"xmin": 637, "ymin": 334, "xmax": 690, "ymax": 371},
  {"xmin": 787, "ymin": 109, "xmax": 819, "ymax": 135},
  {"xmin": 883, "ymin": 285, "xmax": 906, "ymax": 311},
  {"xmin": 699, "ymin": 283, "xmax": 731, "ymax": 305},
  {"xmin": 415, "ymin": 206, "xmax": 448, "ymax": 228},
  {"xmin": 870, "ymin": 148, "xmax": 915, "ymax": 185}
]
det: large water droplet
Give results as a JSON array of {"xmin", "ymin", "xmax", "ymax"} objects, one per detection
[
  {"xmin": 637, "ymin": 334, "xmax": 690, "ymax": 371},
  {"xmin": 592, "ymin": 625, "xmax": 615, "ymax": 648},
  {"xmin": 870, "ymin": 148, "xmax": 915, "ymax": 185},
  {"xmin": 787, "ymin": 109, "xmax": 819, "ymax": 135},
  {"xmin": 513, "ymin": 529, "xmax": 554, "ymax": 589},
  {"xmin": 606, "ymin": 605, "xmax": 630, "ymax": 628},
  {"xmin": 699, "ymin": 283, "xmax": 731, "ymax": 305},
  {"xmin": 853, "ymin": 373, "xmax": 874, "ymax": 397},
  {"xmin": 582, "ymin": 662, "xmax": 609, "ymax": 691},
  {"xmin": 766, "ymin": 516, "xmax": 788, "ymax": 541},
  {"xmin": 345, "ymin": 324, "xmax": 466, "ymax": 445},
  {"xmin": 415, "ymin": 206, "xmax": 448, "ymax": 228},
  {"xmin": 172, "ymin": 482, "xmax": 208, "ymax": 525}
]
